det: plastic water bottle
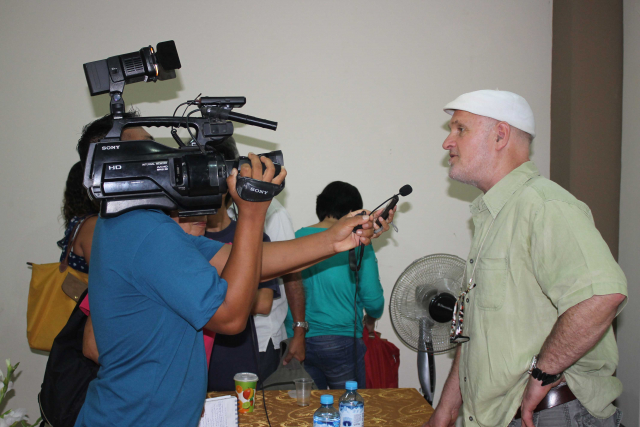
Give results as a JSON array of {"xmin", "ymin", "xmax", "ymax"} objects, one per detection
[
  {"xmin": 339, "ymin": 381, "xmax": 364, "ymax": 427},
  {"xmin": 313, "ymin": 395, "xmax": 340, "ymax": 427}
]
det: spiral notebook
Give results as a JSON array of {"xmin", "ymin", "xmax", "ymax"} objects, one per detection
[{"xmin": 198, "ymin": 395, "xmax": 238, "ymax": 427}]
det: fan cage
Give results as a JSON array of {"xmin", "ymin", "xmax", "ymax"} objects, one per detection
[{"xmin": 389, "ymin": 253, "xmax": 465, "ymax": 354}]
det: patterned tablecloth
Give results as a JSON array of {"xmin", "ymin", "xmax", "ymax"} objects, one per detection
[{"xmin": 206, "ymin": 388, "xmax": 433, "ymax": 427}]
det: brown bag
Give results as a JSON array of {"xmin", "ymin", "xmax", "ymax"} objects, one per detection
[{"xmin": 27, "ymin": 215, "xmax": 95, "ymax": 351}]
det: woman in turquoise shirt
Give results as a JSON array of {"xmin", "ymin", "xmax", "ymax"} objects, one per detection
[{"xmin": 287, "ymin": 181, "xmax": 385, "ymax": 389}]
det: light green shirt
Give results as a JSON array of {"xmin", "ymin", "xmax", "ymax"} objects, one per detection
[{"xmin": 459, "ymin": 162, "xmax": 627, "ymax": 427}]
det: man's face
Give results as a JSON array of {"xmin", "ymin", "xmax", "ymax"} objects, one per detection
[
  {"xmin": 121, "ymin": 127, "xmax": 154, "ymax": 142},
  {"xmin": 442, "ymin": 110, "xmax": 495, "ymax": 188}
]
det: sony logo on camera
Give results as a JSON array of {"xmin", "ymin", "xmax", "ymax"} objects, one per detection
[
  {"xmin": 102, "ymin": 145, "xmax": 120, "ymax": 150},
  {"xmin": 249, "ymin": 187, "xmax": 268, "ymax": 195}
]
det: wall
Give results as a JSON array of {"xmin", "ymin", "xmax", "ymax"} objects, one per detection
[
  {"xmin": 617, "ymin": 0, "xmax": 640, "ymax": 424},
  {"xmin": 0, "ymin": 0, "xmax": 552, "ymax": 420}
]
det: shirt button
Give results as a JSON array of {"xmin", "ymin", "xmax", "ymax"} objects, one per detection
[
  {"xmin": 466, "ymin": 298, "xmax": 469, "ymax": 303},
  {"xmin": 469, "ymin": 416, "xmax": 474, "ymax": 421},
  {"xmin": 469, "ymin": 259, "xmax": 474, "ymax": 264},
  {"xmin": 464, "ymin": 377, "xmax": 467, "ymax": 382}
]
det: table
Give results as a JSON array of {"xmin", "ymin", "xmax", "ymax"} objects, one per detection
[{"xmin": 206, "ymin": 388, "xmax": 433, "ymax": 427}]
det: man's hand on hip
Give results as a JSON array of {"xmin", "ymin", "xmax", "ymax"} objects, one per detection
[{"xmin": 519, "ymin": 376, "xmax": 562, "ymax": 427}]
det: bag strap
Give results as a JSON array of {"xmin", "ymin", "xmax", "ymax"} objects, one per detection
[{"xmin": 59, "ymin": 214, "xmax": 97, "ymax": 273}]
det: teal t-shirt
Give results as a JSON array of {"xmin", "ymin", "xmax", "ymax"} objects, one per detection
[
  {"xmin": 75, "ymin": 210, "xmax": 227, "ymax": 427},
  {"xmin": 285, "ymin": 227, "xmax": 384, "ymax": 338}
]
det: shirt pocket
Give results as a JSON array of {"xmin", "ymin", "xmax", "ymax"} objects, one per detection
[{"xmin": 473, "ymin": 257, "xmax": 508, "ymax": 310}]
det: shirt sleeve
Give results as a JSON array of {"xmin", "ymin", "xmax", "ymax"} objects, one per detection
[
  {"xmin": 131, "ymin": 223, "xmax": 228, "ymax": 330},
  {"xmin": 264, "ymin": 202, "xmax": 296, "ymax": 242},
  {"xmin": 357, "ymin": 245, "xmax": 385, "ymax": 319},
  {"xmin": 530, "ymin": 200, "xmax": 628, "ymax": 316}
]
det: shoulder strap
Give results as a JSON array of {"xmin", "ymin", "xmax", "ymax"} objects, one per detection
[{"xmin": 59, "ymin": 214, "xmax": 97, "ymax": 272}]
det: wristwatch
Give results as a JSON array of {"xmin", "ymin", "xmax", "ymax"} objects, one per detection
[
  {"xmin": 293, "ymin": 321, "xmax": 309, "ymax": 333},
  {"xmin": 528, "ymin": 354, "xmax": 563, "ymax": 386}
]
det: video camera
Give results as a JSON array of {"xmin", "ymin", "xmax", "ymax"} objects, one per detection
[{"xmin": 82, "ymin": 41, "xmax": 284, "ymax": 218}]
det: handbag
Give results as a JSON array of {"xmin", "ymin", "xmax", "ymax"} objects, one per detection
[
  {"xmin": 362, "ymin": 330, "xmax": 400, "ymax": 388},
  {"xmin": 27, "ymin": 215, "xmax": 95, "ymax": 351},
  {"xmin": 38, "ymin": 290, "xmax": 99, "ymax": 427}
]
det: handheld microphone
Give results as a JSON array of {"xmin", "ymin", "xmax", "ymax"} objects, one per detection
[
  {"xmin": 374, "ymin": 184, "xmax": 412, "ymax": 227},
  {"xmin": 352, "ymin": 184, "xmax": 412, "ymax": 232}
]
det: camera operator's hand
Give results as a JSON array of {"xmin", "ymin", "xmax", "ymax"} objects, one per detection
[
  {"xmin": 372, "ymin": 206, "xmax": 397, "ymax": 235},
  {"xmin": 226, "ymin": 153, "xmax": 287, "ymax": 217},
  {"xmin": 325, "ymin": 210, "xmax": 378, "ymax": 253}
]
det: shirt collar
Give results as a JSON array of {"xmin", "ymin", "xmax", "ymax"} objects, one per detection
[{"xmin": 470, "ymin": 161, "xmax": 540, "ymax": 218}]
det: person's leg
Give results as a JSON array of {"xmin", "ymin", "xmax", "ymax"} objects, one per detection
[
  {"xmin": 258, "ymin": 339, "xmax": 280, "ymax": 380},
  {"xmin": 304, "ymin": 337, "xmax": 328, "ymax": 390},
  {"xmin": 355, "ymin": 338, "xmax": 367, "ymax": 389},
  {"xmin": 565, "ymin": 400, "xmax": 623, "ymax": 427},
  {"xmin": 308, "ymin": 336, "xmax": 363, "ymax": 390}
]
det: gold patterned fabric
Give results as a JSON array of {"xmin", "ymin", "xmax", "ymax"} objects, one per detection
[{"xmin": 206, "ymin": 388, "xmax": 433, "ymax": 427}]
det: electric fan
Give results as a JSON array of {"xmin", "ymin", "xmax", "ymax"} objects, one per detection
[{"xmin": 389, "ymin": 254, "xmax": 465, "ymax": 404}]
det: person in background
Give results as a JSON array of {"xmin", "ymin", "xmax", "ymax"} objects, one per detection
[
  {"xmin": 58, "ymin": 161, "xmax": 99, "ymax": 273},
  {"xmin": 286, "ymin": 181, "xmax": 385, "ymax": 389},
  {"xmin": 204, "ymin": 138, "xmax": 281, "ymax": 391},
  {"xmin": 222, "ymin": 138, "xmax": 307, "ymax": 379}
]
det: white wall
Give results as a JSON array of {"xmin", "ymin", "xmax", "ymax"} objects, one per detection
[
  {"xmin": 0, "ymin": 0, "xmax": 552, "ymax": 421},
  {"xmin": 617, "ymin": 0, "xmax": 640, "ymax": 425}
]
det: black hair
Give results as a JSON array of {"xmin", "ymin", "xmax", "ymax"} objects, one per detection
[
  {"xmin": 316, "ymin": 181, "xmax": 363, "ymax": 221},
  {"xmin": 77, "ymin": 110, "xmax": 140, "ymax": 165},
  {"xmin": 61, "ymin": 162, "xmax": 100, "ymax": 227}
]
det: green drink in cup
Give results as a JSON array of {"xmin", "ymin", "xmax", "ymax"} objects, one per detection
[{"xmin": 234, "ymin": 372, "xmax": 258, "ymax": 413}]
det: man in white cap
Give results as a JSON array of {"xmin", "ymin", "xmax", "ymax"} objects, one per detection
[{"xmin": 425, "ymin": 90, "xmax": 627, "ymax": 427}]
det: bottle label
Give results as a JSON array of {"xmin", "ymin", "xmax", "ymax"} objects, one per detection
[
  {"xmin": 313, "ymin": 419, "xmax": 340, "ymax": 427},
  {"xmin": 339, "ymin": 404, "xmax": 364, "ymax": 427}
]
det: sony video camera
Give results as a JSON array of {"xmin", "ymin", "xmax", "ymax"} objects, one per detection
[{"xmin": 82, "ymin": 41, "xmax": 284, "ymax": 218}]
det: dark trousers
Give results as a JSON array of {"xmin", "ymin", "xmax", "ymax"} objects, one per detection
[
  {"xmin": 304, "ymin": 335, "xmax": 366, "ymax": 390},
  {"xmin": 258, "ymin": 338, "xmax": 280, "ymax": 381}
]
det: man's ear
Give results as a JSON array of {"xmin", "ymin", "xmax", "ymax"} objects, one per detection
[{"xmin": 495, "ymin": 122, "xmax": 511, "ymax": 151}]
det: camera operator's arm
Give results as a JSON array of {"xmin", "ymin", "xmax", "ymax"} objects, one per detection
[
  {"xmin": 204, "ymin": 154, "xmax": 285, "ymax": 335},
  {"xmin": 210, "ymin": 208, "xmax": 394, "ymax": 281}
]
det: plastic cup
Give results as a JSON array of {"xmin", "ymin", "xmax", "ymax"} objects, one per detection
[
  {"xmin": 234, "ymin": 372, "xmax": 258, "ymax": 413},
  {"xmin": 293, "ymin": 378, "xmax": 312, "ymax": 406}
]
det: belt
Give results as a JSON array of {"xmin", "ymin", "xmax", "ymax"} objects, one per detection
[{"xmin": 514, "ymin": 383, "xmax": 576, "ymax": 420}]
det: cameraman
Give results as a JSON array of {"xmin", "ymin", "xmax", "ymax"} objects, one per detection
[{"xmin": 75, "ymin": 130, "xmax": 391, "ymax": 427}]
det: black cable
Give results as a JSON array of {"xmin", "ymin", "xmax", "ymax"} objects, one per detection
[
  {"xmin": 171, "ymin": 93, "xmax": 201, "ymax": 140},
  {"xmin": 350, "ymin": 242, "xmax": 365, "ymax": 386},
  {"xmin": 249, "ymin": 318, "xmax": 272, "ymax": 427}
]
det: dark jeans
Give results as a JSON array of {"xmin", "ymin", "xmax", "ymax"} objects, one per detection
[
  {"xmin": 304, "ymin": 335, "xmax": 367, "ymax": 390},
  {"xmin": 258, "ymin": 338, "xmax": 280, "ymax": 381},
  {"xmin": 508, "ymin": 400, "xmax": 623, "ymax": 427}
]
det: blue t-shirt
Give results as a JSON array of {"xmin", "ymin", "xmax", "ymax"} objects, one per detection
[{"xmin": 75, "ymin": 210, "xmax": 227, "ymax": 427}]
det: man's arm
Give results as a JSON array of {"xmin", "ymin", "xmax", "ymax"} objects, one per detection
[
  {"xmin": 424, "ymin": 345, "xmax": 462, "ymax": 427},
  {"xmin": 519, "ymin": 293, "xmax": 626, "ymax": 427},
  {"xmin": 282, "ymin": 272, "xmax": 306, "ymax": 364},
  {"xmin": 211, "ymin": 209, "xmax": 393, "ymax": 280}
]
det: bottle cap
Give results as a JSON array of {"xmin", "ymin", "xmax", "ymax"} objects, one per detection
[
  {"xmin": 345, "ymin": 381, "xmax": 358, "ymax": 390},
  {"xmin": 320, "ymin": 395, "xmax": 334, "ymax": 405}
]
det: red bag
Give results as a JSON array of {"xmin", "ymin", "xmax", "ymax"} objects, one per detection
[{"xmin": 362, "ymin": 330, "xmax": 400, "ymax": 388}]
